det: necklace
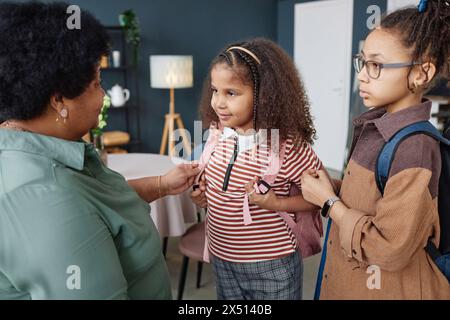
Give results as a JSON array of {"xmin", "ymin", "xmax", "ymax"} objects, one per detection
[{"xmin": 0, "ymin": 120, "xmax": 30, "ymax": 132}]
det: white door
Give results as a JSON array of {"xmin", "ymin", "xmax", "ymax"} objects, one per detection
[
  {"xmin": 387, "ymin": 0, "xmax": 417, "ymax": 13},
  {"xmin": 294, "ymin": 0, "xmax": 353, "ymax": 172}
]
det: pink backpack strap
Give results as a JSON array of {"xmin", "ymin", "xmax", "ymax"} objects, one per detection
[
  {"xmin": 197, "ymin": 122, "xmax": 223, "ymax": 263},
  {"xmin": 278, "ymin": 211, "xmax": 298, "ymax": 232},
  {"xmin": 203, "ymin": 220, "xmax": 210, "ymax": 263},
  {"xmin": 195, "ymin": 123, "xmax": 222, "ymax": 184},
  {"xmin": 265, "ymin": 142, "xmax": 322, "ymax": 257},
  {"xmin": 262, "ymin": 142, "xmax": 302, "ymax": 247},
  {"xmin": 242, "ymin": 142, "xmax": 287, "ymax": 225},
  {"xmin": 242, "ymin": 183, "xmax": 258, "ymax": 225},
  {"xmin": 263, "ymin": 143, "xmax": 286, "ymax": 184}
]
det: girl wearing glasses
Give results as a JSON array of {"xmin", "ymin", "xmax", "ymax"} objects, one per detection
[
  {"xmin": 190, "ymin": 38, "xmax": 324, "ymax": 300},
  {"xmin": 300, "ymin": 0, "xmax": 450, "ymax": 299}
]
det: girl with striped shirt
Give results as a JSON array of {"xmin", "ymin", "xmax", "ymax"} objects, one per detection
[{"xmin": 191, "ymin": 38, "xmax": 323, "ymax": 300}]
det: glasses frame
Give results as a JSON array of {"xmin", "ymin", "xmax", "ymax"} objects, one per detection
[{"xmin": 353, "ymin": 54, "xmax": 422, "ymax": 79}]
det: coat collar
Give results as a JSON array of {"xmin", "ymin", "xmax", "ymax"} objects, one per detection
[
  {"xmin": 0, "ymin": 129, "xmax": 89, "ymax": 170},
  {"xmin": 353, "ymin": 99, "xmax": 432, "ymax": 142}
]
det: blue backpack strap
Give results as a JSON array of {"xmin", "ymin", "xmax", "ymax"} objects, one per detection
[
  {"xmin": 376, "ymin": 121, "xmax": 450, "ymax": 195},
  {"xmin": 313, "ymin": 218, "xmax": 332, "ymax": 300}
]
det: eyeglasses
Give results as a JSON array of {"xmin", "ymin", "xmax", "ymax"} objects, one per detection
[{"xmin": 353, "ymin": 54, "xmax": 422, "ymax": 79}]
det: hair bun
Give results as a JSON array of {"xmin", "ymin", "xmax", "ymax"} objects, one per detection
[
  {"xmin": 427, "ymin": 0, "xmax": 450, "ymax": 31},
  {"xmin": 435, "ymin": 0, "xmax": 450, "ymax": 15}
]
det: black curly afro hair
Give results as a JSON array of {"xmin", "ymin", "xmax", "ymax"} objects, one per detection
[{"xmin": 0, "ymin": 1, "xmax": 110, "ymax": 121}]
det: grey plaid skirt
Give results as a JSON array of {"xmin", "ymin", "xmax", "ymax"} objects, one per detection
[{"xmin": 211, "ymin": 252, "xmax": 303, "ymax": 300}]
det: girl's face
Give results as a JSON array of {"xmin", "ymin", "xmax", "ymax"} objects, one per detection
[
  {"xmin": 358, "ymin": 28, "xmax": 419, "ymax": 112},
  {"xmin": 210, "ymin": 63, "xmax": 254, "ymax": 134}
]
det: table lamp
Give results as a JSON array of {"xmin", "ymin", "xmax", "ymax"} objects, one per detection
[{"xmin": 150, "ymin": 55, "xmax": 193, "ymax": 157}]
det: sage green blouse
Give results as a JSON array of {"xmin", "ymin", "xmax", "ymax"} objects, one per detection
[{"xmin": 0, "ymin": 129, "xmax": 172, "ymax": 299}]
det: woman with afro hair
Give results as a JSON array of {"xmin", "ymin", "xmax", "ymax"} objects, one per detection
[{"xmin": 0, "ymin": 1, "xmax": 199, "ymax": 299}]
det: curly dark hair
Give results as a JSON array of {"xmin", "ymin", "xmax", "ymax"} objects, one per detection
[
  {"xmin": 198, "ymin": 38, "xmax": 317, "ymax": 145},
  {"xmin": 0, "ymin": 1, "xmax": 110, "ymax": 121},
  {"xmin": 380, "ymin": 0, "xmax": 450, "ymax": 91}
]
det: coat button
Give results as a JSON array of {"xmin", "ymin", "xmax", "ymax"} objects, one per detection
[{"xmin": 329, "ymin": 240, "xmax": 332, "ymax": 245}]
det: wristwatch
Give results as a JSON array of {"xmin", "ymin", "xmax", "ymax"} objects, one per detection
[{"xmin": 321, "ymin": 196, "xmax": 341, "ymax": 218}]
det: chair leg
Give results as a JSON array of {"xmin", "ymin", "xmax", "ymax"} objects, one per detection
[
  {"xmin": 177, "ymin": 256, "xmax": 189, "ymax": 300},
  {"xmin": 162, "ymin": 237, "xmax": 168, "ymax": 258},
  {"xmin": 196, "ymin": 261, "xmax": 203, "ymax": 288}
]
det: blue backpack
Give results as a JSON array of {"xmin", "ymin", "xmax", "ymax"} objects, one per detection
[{"xmin": 376, "ymin": 120, "xmax": 450, "ymax": 282}]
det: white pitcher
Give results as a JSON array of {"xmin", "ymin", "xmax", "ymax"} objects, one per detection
[{"xmin": 107, "ymin": 84, "xmax": 130, "ymax": 107}]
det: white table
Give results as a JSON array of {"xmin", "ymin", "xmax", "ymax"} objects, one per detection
[{"xmin": 107, "ymin": 153, "xmax": 198, "ymax": 238}]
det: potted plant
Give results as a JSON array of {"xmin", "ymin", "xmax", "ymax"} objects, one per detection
[
  {"xmin": 119, "ymin": 9, "xmax": 141, "ymax": 66},
  {"xmin": 91, "ymin": 94, "xmax": 111, "ymax": 164}
]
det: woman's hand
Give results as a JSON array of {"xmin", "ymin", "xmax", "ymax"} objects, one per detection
[
  {"xmin": 190, "ymin": 173, "xmax": 207, "ymax": 208},
  {"xmin": 244, "ymin": 177, "xmax": 280, "ymax": 211},
  {"xmin": 300, "ymin": 169, "xmax": 336, "ymax": 207},
  {"xmin": 161, "ymin": 162, "xmax": 200, "ymax": 196}
]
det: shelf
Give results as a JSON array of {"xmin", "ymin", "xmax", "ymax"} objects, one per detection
[{"xmin": 101, "ymin": 25, "xmax": 141, "ymax": 152}]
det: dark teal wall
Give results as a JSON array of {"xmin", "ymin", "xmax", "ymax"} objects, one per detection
[
  {"xmin": 12, "ymin": 0, "xmax": 278, "ymax": 153},
  {"xmin": 86, "ymin": 0, "xmax": 278, "ymax": 153}
]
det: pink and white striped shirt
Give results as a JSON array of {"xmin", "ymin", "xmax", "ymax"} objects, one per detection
[{"xmin": 205, "ymin": 127, "xmax": 322, "ymax": 263}]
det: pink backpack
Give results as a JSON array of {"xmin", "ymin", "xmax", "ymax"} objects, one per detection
[{"xmin": 196, "ymin": 125, "xmax": 323, "ymax": 262}]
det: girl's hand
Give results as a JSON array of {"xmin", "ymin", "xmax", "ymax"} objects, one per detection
[
  {"xmin": 190, "ymin": 173, "xmax": 208, "ymax": 208},
  {"xmin": 300, "ymin": 169, "xmax": 336, "ymax": 207},
  {"xmin": 161, "ymin": 163, "xmax": 200, "ymax": 196},
  {"xmin": 244, "ymin": 177, "xmax": 280, "ymax": 211}
]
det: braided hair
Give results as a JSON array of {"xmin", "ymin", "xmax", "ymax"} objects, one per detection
[
  {"xmin": 199, "ymin": 38, "xmax": 316, "ymax": 146},
  {"xmin": 380, "ymin": 0, "xmax": 450, "ymax": 91},
  {"xmin": 219, "ymin": 48, "xmax": 260, "ymax": 133}
]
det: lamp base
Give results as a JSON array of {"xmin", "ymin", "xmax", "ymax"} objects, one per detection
[{"xmin": 160, "ymin": 112, "xmax": 192, "ymax": 157}]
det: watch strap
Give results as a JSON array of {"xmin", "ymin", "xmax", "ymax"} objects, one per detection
[{"xmin": 321, "ymin": 196, "xmax": 340, "ymax": 218}]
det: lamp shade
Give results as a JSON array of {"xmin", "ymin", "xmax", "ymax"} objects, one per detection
[{"xmin": 150, "ymin": 55, "xmax": 193, "ymax": 89}]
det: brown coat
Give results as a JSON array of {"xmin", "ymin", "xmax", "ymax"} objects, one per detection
[{"xmin": 320, "ymin": 100, "xmax": 450, "ymax": 300}]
